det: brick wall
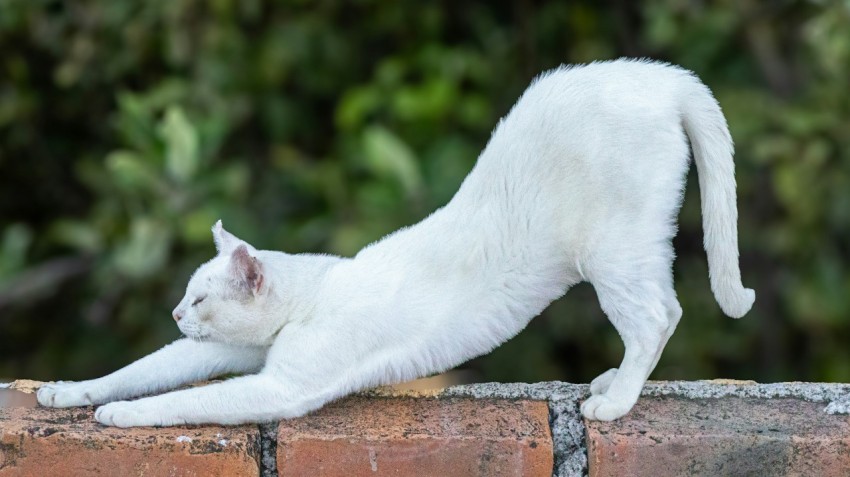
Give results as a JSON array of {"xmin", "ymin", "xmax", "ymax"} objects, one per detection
[{"xmin": 1, "ymin": 380, "xmax": 849, "ymax": 476}]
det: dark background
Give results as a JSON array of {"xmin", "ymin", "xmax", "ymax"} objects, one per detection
[{"xmin": 1, "ymin": 1, "xmax": 848, "ymax": 385}]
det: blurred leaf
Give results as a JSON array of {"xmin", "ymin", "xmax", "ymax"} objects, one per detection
[
  {"xmin": 49, "ymin": 220, "xmax": 102, "ymax": 254},
  {"xmin": 0, "ymin": 224, "xmax": 32, "ymax": 279},
  {"xmin": 115, "ymin": 92, "xmax": 160, "ymax": 158},
  {"xmin": 336, "ymin": 86, "xmax": 381, "ymax": 130},
  {"xmin": 160, "ymin": 107, "xmax": 200, "ymax": 183},
  {"xmin": 105, "ymin": 150, "xmax": 162, "ymax": 194},
  {"xmin": 181, "ymin": 209, "xmax": 221, "ymax": 245},
  {"xmin": 113, "ymin": 218, "xmax": 171, "ymax": 279},
  {"xmin": 362, "ymin": 125, "xmax": 423, "ymax": 197}
]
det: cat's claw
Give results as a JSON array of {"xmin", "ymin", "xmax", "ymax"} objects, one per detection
[
  {"xmin": 581, "ymin": 394, "xmax": 632, "ymax": 421},
  {"xmin": 589, "ymin": 368, "xmax": 618, "ymax": 395},
  {"xmin": 37, "ymin": 381, "xmax": 95, "ymax": 408}
]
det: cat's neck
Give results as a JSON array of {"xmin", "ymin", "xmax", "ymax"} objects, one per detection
[{"xmin": 259, "ymin": 251, "xmax": 345, "ymax": 326}]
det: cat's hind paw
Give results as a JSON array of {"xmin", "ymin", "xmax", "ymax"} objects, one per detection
[
  {"xmin": 37, "ymin": 381, "xmax": 95, "ymax": 408},
  {"xmin": 580, "ymin": 394, "xmax": 633, "ymax": 421},
  {"xmin": 589, "ymin": 368, "xmax": 618, "ymax": 396}
]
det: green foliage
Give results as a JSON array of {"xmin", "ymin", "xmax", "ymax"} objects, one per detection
[{"xmin": 0, "ymin": 1, "xmax": 848, "ymax": 385}]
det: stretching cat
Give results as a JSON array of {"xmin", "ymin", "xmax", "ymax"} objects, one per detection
[{"xmin": 38, "ymin": 58, "xmax": 754, "ymax": 427}]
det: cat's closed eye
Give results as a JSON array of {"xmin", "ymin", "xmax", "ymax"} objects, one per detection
[{"xmin": 191, "ymin": 296, "xmax": 207, "ymax": 306}]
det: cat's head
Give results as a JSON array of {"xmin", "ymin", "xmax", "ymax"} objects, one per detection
[{"xmin": 171, "ymin": 220, "xmax": 279, "ymax": 346}]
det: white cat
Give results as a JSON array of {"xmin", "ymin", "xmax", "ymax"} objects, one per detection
[{"xmin": 37, "ymin": 58, "xmax": 753, "ymax": 427}]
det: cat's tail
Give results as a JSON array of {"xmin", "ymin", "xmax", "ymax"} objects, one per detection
[{"xmin": 681, "ymin": 78, "xmax": 755, "ymax": 319}]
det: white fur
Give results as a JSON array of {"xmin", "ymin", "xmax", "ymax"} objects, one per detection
[{"xmin": 37, "ymin": 59, "xmax": 754, "ymax": 426}]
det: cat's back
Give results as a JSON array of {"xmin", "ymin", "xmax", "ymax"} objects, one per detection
[
  {"xmin": 473, "ymin": 58, "xmax": 697, "ymax": 189},
  {"xmin": 500, "ymin": 59, "xmax": 695, "ymax": 142},
  {"xmin": 524, "ymin": 59, "xmax": 692, "ymax": 111}
]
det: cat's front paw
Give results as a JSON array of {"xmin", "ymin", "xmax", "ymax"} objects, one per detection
[
  {"xmin": 95, "ymin": 401, "xmax": 154, "ymax": 428},
  {"xmin": 95, "ymin": 400, "xmax": 181, "ymax": 428},
  {"xmin": 580, "ymin": 394, "xmax": 633, "ymax": 421},
  {"xmin": 37, "ymin": 381, "xmax": 98, "ymax": 408}
]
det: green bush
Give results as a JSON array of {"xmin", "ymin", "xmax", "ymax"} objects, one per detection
[{"xmin": 1, "ymin": 1, "xmax": 848, "ymax": 384}]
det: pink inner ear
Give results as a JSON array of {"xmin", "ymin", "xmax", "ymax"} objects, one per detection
[{"xmin": 230, "ymin": 244, "xmax": 263, "ymax": 292}]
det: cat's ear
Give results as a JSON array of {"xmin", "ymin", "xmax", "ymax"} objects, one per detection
[
  {"xmin": 212, "ymin": 219, "xmax": 241, "ymax": 255},
  {"xmin": 230, "ymin": 244, "xmax": 264, "ymax": 295}
]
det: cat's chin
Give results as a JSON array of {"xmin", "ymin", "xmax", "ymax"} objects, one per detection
[{"xmin": 182, "ymin": 332, "xmax": 212, "ymax": 342}]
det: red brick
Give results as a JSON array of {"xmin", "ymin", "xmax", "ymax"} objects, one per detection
[
  {"xmin": 277, "ymin": 396, "xmax": 552, "ymax": 477},
  {"xmin": 586, "ymin": 395, "xmax": 850, "ymax": 477},
  {"xmin": 0, "ymin": 391, "xmax": 260, "ymax": 477}
]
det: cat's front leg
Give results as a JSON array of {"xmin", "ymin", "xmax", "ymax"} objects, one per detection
[
  {"xmin": 94, "ymin": 374, "xmax": 302, "ymax": 427},
  {"xmin": 38, "ymin": 339, "xmax": 267, "ymax": 408},
  {"xmin": 94, "ymin": 322, "xmax": 359, "ymax": 427}
]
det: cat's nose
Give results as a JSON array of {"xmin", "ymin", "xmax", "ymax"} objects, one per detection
[{"xmin": 172, "ymin": 309, "xmax": 183, "ymax": 322}]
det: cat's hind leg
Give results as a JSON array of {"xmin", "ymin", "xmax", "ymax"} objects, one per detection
[
  {"xmin": 581, "ymin": 253, "xmax": 679, "ymax": 420},
  {"xmin": 588, "ymin": 292, "xmax": 682, "ymax": 397}
]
